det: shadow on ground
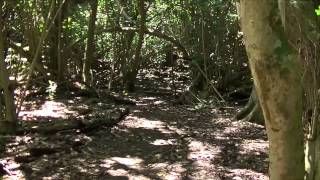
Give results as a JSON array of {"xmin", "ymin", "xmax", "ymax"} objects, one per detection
[{"xmin": 1, "ymin": 69, "xmax": 268, "ymax": 180}]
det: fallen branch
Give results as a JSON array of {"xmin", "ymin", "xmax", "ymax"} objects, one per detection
[{"xmin": 17, "ymin": 108, "xmax": 130, "ymax": 135}]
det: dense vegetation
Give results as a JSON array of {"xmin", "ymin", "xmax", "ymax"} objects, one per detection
[{"xmin": 0, "ymin": 0, "xmax": 320, "ymax": 179}]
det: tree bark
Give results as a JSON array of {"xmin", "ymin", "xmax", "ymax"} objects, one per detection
[
  {"xmin": 57, "ymin": 1, "xmax": 66, "ymax": 85},
  {"xmin": 82, "ymin": 0, "xmax": 98, "ymax": 84},
  {"xmin": 240, "ymin": 0, "xmax": 304, "ymax": 179},
  {"xmin": 125, "ymin": 0, "xmax": 146, "ymax": 92},
  {"xmin": 284, "ymin": 2, "xmax": 320, "ymax": 180},
  {"xmin": 0, "ymin": 3, "xmax": 17, "ymax": 134}
]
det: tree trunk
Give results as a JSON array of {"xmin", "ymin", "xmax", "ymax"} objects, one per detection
[
  {"xmin": 125, "ymin": 0, "xmax": 146, "ymax": 92},
  {"xmin": 235, "ymin": 88, "xmax": 264, "ymax": 125},
  {"xmin": 0, "ymin": 4, "xmax": 17, "ymax": 134},
  {"xmin": 240, "ymin": 0, "xmax": 304, "ymax": 179},
  {"xmin": 283, "ymin": 2, "xmax": 320, "ymax": 180},
  {"xmin": 57, "ymin": 1, "xmax": 66, "ymax": 85},
  {"xmin": 82, "ymin": 0, "xmax": 98, "ymax": 84}
]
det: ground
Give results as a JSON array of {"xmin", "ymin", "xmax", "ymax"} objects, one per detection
[{"xmin": 0, "ymin": 68, "xmax": 268, "ymax": 180}]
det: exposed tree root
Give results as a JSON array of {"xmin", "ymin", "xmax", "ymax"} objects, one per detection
[{"xmin": 235, "ymin": 89, "xmax": 264, "ymax": 125}]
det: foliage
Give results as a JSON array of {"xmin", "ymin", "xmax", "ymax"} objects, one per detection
[
  {"xmin": 2, "ymin": 0, "xmax": 250, "ymax": 101},
  {"xmin": 316, "ymin": 5, "xmax": 320, "ymax": 16}
]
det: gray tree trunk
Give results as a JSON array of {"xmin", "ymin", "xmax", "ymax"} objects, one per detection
[{"xmin": 240, "ymin": 0, "xmax": 305, "ymax": 179}]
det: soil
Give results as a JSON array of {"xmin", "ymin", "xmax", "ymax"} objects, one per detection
[{"xmin": 0, "ymin": 68, "xmax": 268, "ymax": 180}]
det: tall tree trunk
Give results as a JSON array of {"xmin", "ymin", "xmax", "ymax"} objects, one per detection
[
  {"xmin": 56, "ymin": 0, "xmax": 64, "ymax": 83},
  {"xmin": 125, "ymin": 0, "xmax": 146, "ymax": 92},
  {"xmin": 285, "ymin": 2, "xmax": 320, "ymax": 180},
  {"xmin": 0, "ymin": 4, "xmax": 17, "ymax": 134},
  {"xmin": 48, "ymin": 0, "xmax": 61, "ymax": 79},
  {"xmin": 240, "ymin": 0, "xmax": 304, "ymax": 179},
  {"xmin": 83, "ymin": 0, "xmax": 98, "ymax": 84}
]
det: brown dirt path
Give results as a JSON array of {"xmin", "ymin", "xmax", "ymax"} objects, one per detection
[{"xmin": 1, "ymin": 69, "xmax": 268, "ymax": 180}]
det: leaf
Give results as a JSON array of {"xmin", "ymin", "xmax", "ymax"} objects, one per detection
[{"xmin": 315, "ymin": 5, "xmax": 320, "ymax": 16}]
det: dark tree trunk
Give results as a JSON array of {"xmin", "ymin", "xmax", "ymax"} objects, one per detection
[
  {"xmin": 0, "ymin": 3, "xmax": 17, "ymax": 134},
  {"xmin": 125, "ymin": 0, "xmax": 146, "ymax": 92},
  {"xmin": 82, "ymin": 0, "xmax": 98, "ymax": 84}
]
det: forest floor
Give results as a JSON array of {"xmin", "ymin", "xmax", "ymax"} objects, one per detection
[{"xmin": 1, "ymin": 68, "xmax": 268, "ymax": 180}]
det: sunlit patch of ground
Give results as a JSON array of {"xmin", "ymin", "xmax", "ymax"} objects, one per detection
[
  {"xmin": 2, "ymin": 100, "xmax": 268, "ymax": 179},
  {"xmin": 111, "ymin": 102, "xmax": 268, "ymax": 179},
  {"xmin": 123, "ymin": 116, "xmax": 167, "ymax": 130},
  {"xmin": 19, "ymin": 100, "xmax": 78, "ymax": 121}
]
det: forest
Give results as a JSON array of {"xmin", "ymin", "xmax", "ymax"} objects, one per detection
[{"xmin": 0, "ymin": 0, "xmax": 319, "ymax": 179}]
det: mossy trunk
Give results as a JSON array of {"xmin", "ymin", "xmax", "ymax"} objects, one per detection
[{"xmin": 240, "ymin": 0, "xmax": 304, "ymax": 179}]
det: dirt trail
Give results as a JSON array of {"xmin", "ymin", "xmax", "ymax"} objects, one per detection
[{"xmin": 1, "ymin": 69, "xmax": 268, "ymax": 180}]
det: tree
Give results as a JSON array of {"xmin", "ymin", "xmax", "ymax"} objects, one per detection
[
  {"xmin": 235, "ymin": 88, "xmax": 264, "ymax": 125},
  {"xmin": 240, "ymin": 0, "xmax": 305, "ymax": 179},
  {"xmin": 0, "ymin": 1, "xmax": 17, "ymax": 134},
  {"xmin": 83, "ymin": 0, "xmax": 98, "ymax": 84},
  {"xmin": 124, "ymin": 0, "xmax": 146, "ymax": 92}
]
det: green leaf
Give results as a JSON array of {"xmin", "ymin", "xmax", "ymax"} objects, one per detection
[{"xmin": 315, "ymin": 5, "xmax": 320, "ymax": 16}]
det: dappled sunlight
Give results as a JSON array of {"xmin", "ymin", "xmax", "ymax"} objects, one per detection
[
  {"xmin": 2, "ymin": 69, "xmax": 267, "ymax": 179},
  {"xmin": 0, "ymin": 0, "xmax": 279, "ymax": 178},
  {"xmin": 20, "ymin": 100, "xmax": 78, "ymax": 120},
  {"xmin": 136, "ymin": 100, "xmax": 166, "ymax": 106},
  {"xmin": 132, "ymin": 109, "xmax": 143, "ymax": 113},
  {"xmin": 105, "ymin": 169, "xmax": 128, "ymax": 177},
  {"xmin": 153, "ymin": 100, "xmax": 165, "ymax": 105},
  {"xmin": 122, "ymin": 114, "xmax": 189, "ymax": 136},
  {"xmin": 141, "ymin": 97, "xmax": 157, "ymax": 100},
  {"xmin": 122, "ymin": 116, "xmax": 167, "ymax": 130},
  {"xmin": 222, "ymin": 124, "xmax": 240, "ymax": 135},
  {"xmin": 158, "ymin": 124, "xmax": 186, "ymax": 135},
  {"xmin": 106, "ymin": 169, "xmax": 151, "ymax": 180},
  {"xmin": 208, "ymin": 118, "xmax": 268, "ymax": 178},
  {"xmin": 137, "ymin": 97, "xmax": 167, "ymax": 106},
  {"xmin": 6, "ymin": 136, "xmax": 33, "ymax": 154},
  {"xmin": 150, "ymin": 138, "xmax": 178, "ymax": 146},
  {"xmin": 1, "ymin": 158, "xmax": 24, "ymax": 179},
  {"xmin": 111, "ymin": 157, "xmax": 144, "ymax": 168},
  {"xmin": 101, "ymin": 156, "xmax": 189, "ymax": 179},
  {"xmin": 4, "ymin": 97, "xmax": 268, "ymax": 179},
  {"xmin": 187, "ymin": 141, "xmax": 220, "ymax": 161},
  {"xmin": 227, "ymin": 168, "xmax": 268, "ymax": 180},
  {"xmin": 239, "ymin": 140, "xmax": 268, "ymax": 155},
  {"xmin": 101, "ymin": 156, "xmax": 144, "ymax": 169},
  {"xmin": 101, "ymin": 156, "xmax": 152, "ymax": 179},
  {"xmin": 150, "ymin": 162, "xmax": 187, "ymax": 179}
]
